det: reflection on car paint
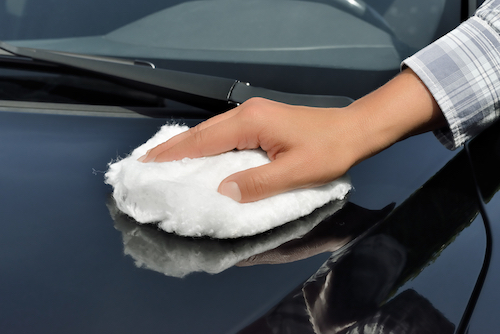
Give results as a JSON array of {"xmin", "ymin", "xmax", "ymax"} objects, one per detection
[
  {"xmin": 108, "ymin": 197, "xmax": 345, "ymax": 277},
  {"xmin": 108, "ymin": 128, "xmax": 496, "ymax": 333},
  {"xmin": 238, "ymin": 131, "xmax": 496, "ymax": 333},
  {"xmin": 109, "ymin": 199, "xmax": 394, "ymax": 278}
]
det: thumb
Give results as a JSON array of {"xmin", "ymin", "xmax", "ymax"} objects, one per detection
[{"xmin": 218, "ymin": 157, "xmax": 306, "ymax": 203}]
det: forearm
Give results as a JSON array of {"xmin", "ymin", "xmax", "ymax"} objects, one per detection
[
  {"xmin": 344, "ymin": 68, "xmax": 446, "ymax": 164},
  {"xmin": 140, "ymin": 68, "xmax": 448, "ymax": 203}
]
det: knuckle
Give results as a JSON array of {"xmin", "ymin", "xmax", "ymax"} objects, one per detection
[
  {"xmin": 244, "ymin": 96, "xmax": 267, "ymax": 106},
  {"xmin": 191, "ymin": 129, "xmax": 206, "ymax": 147},
  {"xmin": 243, "ymin": 172, "xmax": 271, "ymax": 199},
  {"xmin": 240, "ymin": 98, "xmax": 269, "ymax": 120},
  {"xmin": 187, "ymin": 124, "xmax": 202, "ymax": 135},
  {"xmin": 185, "ymin": 128, "xmax": 209, "ymax": 157}
]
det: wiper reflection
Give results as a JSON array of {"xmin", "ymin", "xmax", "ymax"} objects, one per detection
[{"xmin": 107, "ymin": 199, "xmax": 392, "ymax": 278}]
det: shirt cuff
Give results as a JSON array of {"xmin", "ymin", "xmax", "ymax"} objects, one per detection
[{"xmin": 402, "ymin": 14, "xmax": 500, "ymax": 150}]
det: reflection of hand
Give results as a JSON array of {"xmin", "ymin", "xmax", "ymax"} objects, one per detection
[
  {"xmin": 140, "ymin": 69, "xmax": 445, "ymax": 203},
  {"xmin": 236, "ymin": 202, "xmax": 394, "ymax": 267}
]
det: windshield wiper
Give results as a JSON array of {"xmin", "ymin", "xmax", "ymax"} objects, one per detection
[{"xmin": 0, "ymin": 42, "xmax": 352, "ymax": 113}]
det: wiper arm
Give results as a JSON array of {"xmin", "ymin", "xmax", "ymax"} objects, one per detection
[{"xmin": 0, "ymin": 42, "xmax": 352, "ymax": 112}]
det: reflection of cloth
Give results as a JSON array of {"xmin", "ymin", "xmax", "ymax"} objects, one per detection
[
  {"xmin": 108, "ymin": 198, "xmax": 345, "ymax": 278},
  {"xmin": 403, "ymin": 0, "xmax": 500, "ymax": 150}
]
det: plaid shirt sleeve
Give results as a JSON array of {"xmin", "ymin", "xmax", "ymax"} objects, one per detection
[{"xmin": 402, "ymin": 0, "xmax": 500, "ymax": 150}]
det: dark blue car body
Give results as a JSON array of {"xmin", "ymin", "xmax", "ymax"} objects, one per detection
[{"xmin": 0, "ymin": 0, "xmax": 498, "ymax": 333}]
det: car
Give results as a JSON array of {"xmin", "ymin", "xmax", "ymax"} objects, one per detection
[{"xmin": 0, "ymin": 0, "xmax": 498, "ymax": 333}]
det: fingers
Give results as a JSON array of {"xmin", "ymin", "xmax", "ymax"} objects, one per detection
[
  {"xmin": 218, "ymin": 153, "xmax": 320, "ymax": 203},
  {"xmin": 135, "ymin": 97, "xmax": 352, "ymax": 203},
  {"xmin": 139, "ymin": 107, "xmax": 241, "ymax": 162},
  {"xmin": 148, "ymin": 112, "xmax": 263, "ymax": 163}
]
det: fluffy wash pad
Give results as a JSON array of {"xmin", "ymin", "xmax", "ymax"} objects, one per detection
[{"xmin": 105, "ymin": 124, "xmax": 352, "ymax": 239}]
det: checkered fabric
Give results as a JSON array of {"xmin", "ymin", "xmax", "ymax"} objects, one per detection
[{"xmin": 403, "ymin": 0, "xmax": 500, "ymax": 149}]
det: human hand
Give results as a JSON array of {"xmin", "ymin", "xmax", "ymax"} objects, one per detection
[
  {"xmin": 138, "ymin": 98, "xmax": 374, "ymax": 203},
  {"xmin": 139, "ymin": 69, "xmax": 445, "ymax": 203}
]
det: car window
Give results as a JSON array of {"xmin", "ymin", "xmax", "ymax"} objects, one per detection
[
  {"xmin": 0, "ymin": 0, "xmax": 466, "ymax": 105},
  {"xmin": 0, "ymin": 0, "xmax": 462, "ymax": 69}
]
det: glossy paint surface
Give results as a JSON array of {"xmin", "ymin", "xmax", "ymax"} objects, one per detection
[
  {"xmin": 0, "ymin": 106, "xmax": 488, "ymax": 333},
  {"xmin": 0, "ymin": 1, "xmax": 489, "ymax": 332},
  {"xmin": 462, "ymin": 120, "xmax": 500, "ymax": 333}
]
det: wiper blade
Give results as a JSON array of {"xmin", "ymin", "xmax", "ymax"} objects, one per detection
[{"xmin": 0, "ymin": 42, "xmax": 352, "ymax": 112}]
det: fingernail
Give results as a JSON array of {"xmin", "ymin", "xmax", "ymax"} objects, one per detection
[
  {"xmin": 220, "ymin": 181, "xmax": 242, "ymax": 202},
  {"xmin": 137, "ymin": 149, "xmax": 153, "ymax": 162}
]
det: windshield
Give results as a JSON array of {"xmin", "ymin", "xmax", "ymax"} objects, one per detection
[
  {"xmin": 0, "ymin": 0, "xmax": 462, "ymax": 106},
  {"xmin": 1, "ymin": 0, "xmax": 460, "ymax": 68}
]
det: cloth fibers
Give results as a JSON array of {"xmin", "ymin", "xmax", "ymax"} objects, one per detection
[{"xmin": 105, "ymin": 124, "xmax": 352, "ymax": 239}]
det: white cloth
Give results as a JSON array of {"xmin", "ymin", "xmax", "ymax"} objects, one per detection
[{"xmin": 105, "ymin": 124, "xmax": 351, "ymax": 238}]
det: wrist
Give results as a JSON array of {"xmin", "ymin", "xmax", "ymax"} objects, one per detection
[{"xmin": 344, "ymin": 68, "xmax": 445, "ymax": 164}]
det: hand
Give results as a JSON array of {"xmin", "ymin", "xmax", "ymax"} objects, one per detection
[
  {"xmin": 139, "ymin": 98, "xmax": 370, "ymax": 203},
  {"xmin": 139, "ymin": 69, "xmax": 445, "ymax": 203}
]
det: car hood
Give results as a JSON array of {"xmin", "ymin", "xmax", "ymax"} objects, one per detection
[{"xmin": 0, "ymin": 103, "xmax": 488, "ymax": 333}]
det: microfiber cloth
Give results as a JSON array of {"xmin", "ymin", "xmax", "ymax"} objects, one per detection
[{"xmin": 105, "ymin": 123, "xmax": 351, "ymax": 239}]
